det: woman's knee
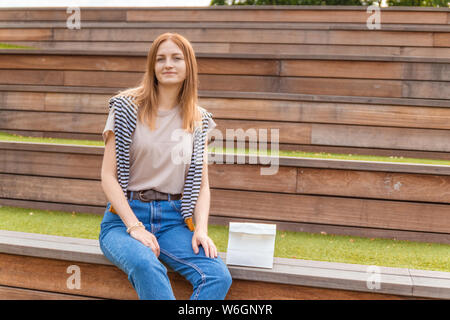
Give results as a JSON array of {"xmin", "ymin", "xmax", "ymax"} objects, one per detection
[
  {"xmin": 205, "ymin": 259, "xmax": 233, "ymax": 292},
  {"xmin": 129, "ymin": 252, "xmax": 167, "ymax": 277}
]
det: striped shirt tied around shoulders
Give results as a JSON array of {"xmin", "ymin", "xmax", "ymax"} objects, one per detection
[{"xmin": 107, "ymin": 95, "xmax": 213, "ymax": 232}]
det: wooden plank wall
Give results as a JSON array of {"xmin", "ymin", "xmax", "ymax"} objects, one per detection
[
  {"xmin": 0, "ymin": 7, "xmax": 448, "ymax": 244},
  {"xmin": 0, "ymin": 7, "xmax": 449, "ymax": 159},
  {"xmin": 1, "ymin": 141, "xmax": 449, "ymax": 243}
]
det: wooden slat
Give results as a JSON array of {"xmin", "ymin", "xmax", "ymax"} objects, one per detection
[
  {"xmin": 47, "ymin": 28, "xmax": 440, "ymax": 48},
  {"xmin": 1, "ymin": 231, "xmax": 447, "ymax": 299},
  {"xmin": 295, "ymin": 168, "xmax": 450, "ymax": 204},
  {"xmin": 210, "ymin": 189, "xmax": 450, "ymax": 234},
  {"xmin": 0, "ymin": 253, "xmax": 139, "ymax": 300},
  {"xmin": 0, "ymin": 252, "xmax": 413, "ymax": 300},
  {"xmin": 410, "ymin": 269, "xmax": 450, "ymax": 299},
  {"xmin": 281, "ymin": 60, "xmax": 450, "ymax": 81},
  {"xmin": 1, "ymin": 54, "xmax": 448, "ymax": 82},
  {"xmin": 0, "ymin": 9, "xmax": 126, "ymax": 22},
  {"xmin": 403, "ymin": 80, "xmax": 450, "ymax": 100},
  {"xmin": 3, "ymin": 91, "xmax": 450, "ymax": 130},
  {"xmin": 0, "ymin": 285, "xmax": 100, "ymax": 300},
  {"xmin": 280, "ymin": 77, "xmax": 403, "ymax": 97},
  {"xmin": 0, "ymin": 28, "xmax": 52, "ymax": 41},
  {"xmin": 310, "ymin": 123, "xmax": 450, "ymax": 153},
  {"xmin": 0, "ymin": 54, "xmax": 147, "ymax": 72},
  {"xmin": 3, "ymin": 41, "xmax": 450, "ymax": 62},
  {"xmin": 1, "ymin": 172, "xmax": 449, "ymax": 234},
  {"xmin": 0, "ymin": 110, "xmax": 106, "ymax": 133},
  {"xmin": 126, "ymin": 8, "xmax": 449, "ymax": 25},
  {"xmin": 0, "ymin": 149, "xmax": 101, "ymax": 179},
  {"xmin": 2, "ymin": 140, "xmax": 449, "ymax": 175},
  {"xmin": 0, "ymin": 173, "xmax": 106, "ymax": 206},
  {"xmin": 209, "ymin": 215, "xmax": 450, "ymax": 245},
  {"xmin": 1, "ymin": 85, "xmax": 447, "ymax": 108},
  {"xmin": 0, "ymin": 7, "xmax": 448, "ymax": 25},
  {"xmin": 435, "ymin": 33, "xmax": 450, "ymax": 47}
]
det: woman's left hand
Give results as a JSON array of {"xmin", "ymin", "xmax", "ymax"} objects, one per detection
[{"xmin": 192, "ymin": 230, "xmax": 218, "ymax": 258}]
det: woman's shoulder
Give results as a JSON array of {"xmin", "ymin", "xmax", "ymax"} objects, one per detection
[
  {"xmin": 109, "ymin": 95, "xmax": 139, "ymax": 113},
  {"xmin": 196, "ymin": 105, "xmax": 213, "ymax": 119}
]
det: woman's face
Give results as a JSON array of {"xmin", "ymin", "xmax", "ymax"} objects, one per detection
[{"xmin": 154, "ymin": 39, "xmax": 187, "ymax": 86}]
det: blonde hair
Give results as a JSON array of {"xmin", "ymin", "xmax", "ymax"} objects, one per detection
[{"xmin": 114, "ymin": 32, "xmax": 201, "ymax": 133}]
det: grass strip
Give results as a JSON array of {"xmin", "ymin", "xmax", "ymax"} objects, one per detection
[
  {"xmin": 0, "ymin": 205, "xmax": 448, "ymax": 272},
  {"xmin": 1, "ymin": 131, "xmax": 449, "ymax": 166},
  {"xmin": 0, "ymin": 43, "xmax": 36, "ymax": 49}
]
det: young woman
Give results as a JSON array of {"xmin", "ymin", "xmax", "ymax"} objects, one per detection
[{"xmin": 99, "ymin": 32, "xmax": 232, "ymax": 300}]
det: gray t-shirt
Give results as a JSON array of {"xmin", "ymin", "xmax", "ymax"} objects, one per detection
[{"xmin": 103, "ymin": 104, "xmax": 216, "ymax": 194}]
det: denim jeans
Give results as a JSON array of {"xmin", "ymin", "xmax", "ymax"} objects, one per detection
[{"xmin": 99, "ymin": 195, "xmax": 232, "ymax": 300}]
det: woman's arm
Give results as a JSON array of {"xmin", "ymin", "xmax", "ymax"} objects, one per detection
[
  {"xmin": 101, "ymin": 131, "xmax": 160, "ymax": 257},
  {"xmin": 191, "ymin": 138, "xmax": 218, "ymax": 258}
]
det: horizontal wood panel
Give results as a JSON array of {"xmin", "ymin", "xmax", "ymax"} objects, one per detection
[
  {"xmin": 2, "ymin": 140, "xmax": 449, "ymax": 174},
  {"xmin": 280, "ymin": 77, "xmax": 403, "ymax": 98},
  {"xmin": 0, "ymin": 149, "xmax": 101, "ymax": 179},
  {"xmin": 0, "ymin": 285, "xmax": 100, "ymax": 300},
  {"xmin": 281, "ymin": 60, "xmax": 450, "ymax": 81},
  {"xmin": 0, "ymin": 28, "xmax": 52, "ymax": 41},
  {"xmin": 210, "ymin": 189, "xmax": 450, "ymax": 233},
  {"xmin": 2, "ymin": 110, "xmax": 450, "ymax": 152},
  {"xmin": 310, "ymin": 123, "xmax": 450, "ymax": 153},
  {"xmin": 0, "ymin": 9, "xmax": 126, "ymax": 22},
  {"xmin": 1, "ymin": 172, "xmax": 449, "ymax": 233},
  {"xmin": 0, "ymin": 253, "xmax": 408, "ymax": 300},
  {"xmin": 3, "ymin": 41, "xmax": 450, "ymax": 61},
  {"xmin": 0, "ymin": 173, "xmax": 106, "ymax": 206},
  {"xmin": 0, "ymin": 54, "xmax": 147, "ymax": 72},
  {"xmin": 1, "ymin": 55, "xmax": 448, "ymax": 81},
  {"xmin": 0, "ymin": 8, "xmax": 448, "ymax": 25},
  {"xmin": 3, "ymin": 91, "xmax": 450, "ymax": 130},
  {"xmin": 1, "ymin": 197, "xmax": 447, "ymax": 244},
  {"xmin": 126, "ymin": 9, "xmax": 449, "ymax": 25},
  {"xmin": 0, "ymin": 110, "xmax": 106, "ymax": 134},
  {"xmin": 0, "ymin": 91, "xmax": 109, "ymax": 113},
  {"xmin": 47, "ymin": 28, "xmax": 440, "ymax": 47},
  {"xmin": 0, "ymin": 253, "xmax": 139, "ymax": 300},
  {"xmin": 0, "ymin": 55, "xmax": 278, "ymax": 76},
  {"xmin": 296, "ymin": 168, "xmax": 450, "ymax": 204},
  {"xmin": 1, "ymin": 70, "xmax": 445, "ymax": 99}
]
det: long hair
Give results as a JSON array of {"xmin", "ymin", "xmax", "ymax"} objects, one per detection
[{"xmin": 114, "ymin": 32, "xmax": 202, "ymax": 133}]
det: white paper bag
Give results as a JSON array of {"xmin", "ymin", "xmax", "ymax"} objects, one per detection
[{"xmin": 226, "ymin": 222, "xmax": 276, "ymax": 269}]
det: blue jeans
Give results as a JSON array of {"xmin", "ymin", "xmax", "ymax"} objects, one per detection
[{"xmin": 98, "ymin": 196, "xmax": 232, "ymax": 300}]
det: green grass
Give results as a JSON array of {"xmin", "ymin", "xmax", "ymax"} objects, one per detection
[
  {"xmin": 1, "ymin": 131, "xmax": 449, "ymax": 166},
  {"xmin": 0, "ymin": 132, "xmax": 105, "ymax": 147},
  {"xmin": 1, "ymin": 205, "xmax": 449, "ymax": 272},
  {"xmin": 0, "ymin": 43, "xmax": 36, "ymax": 49}
]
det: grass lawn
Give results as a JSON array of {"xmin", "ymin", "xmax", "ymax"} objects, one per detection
[
  {"xmin": 1, "ymin": 131, "xmax": 450, "ymax": 166},
  {"xmin": 0, "ymin": 205, "xmax": 448, "ymax": 272},
  {"xmin": 0, "ymin": 43, "xmax": 35, "ymax": 49}
]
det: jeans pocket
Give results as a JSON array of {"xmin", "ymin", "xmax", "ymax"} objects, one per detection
[{"xmin": 169, "ymin": 199, "xmax": 182, "ymax": 212}]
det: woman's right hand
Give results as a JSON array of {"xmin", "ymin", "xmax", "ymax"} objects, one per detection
[{"xmin": 129, "ymin": 227, "xmax": 160, "ymax": 257}]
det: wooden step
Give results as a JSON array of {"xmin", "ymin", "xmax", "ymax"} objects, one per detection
[
  {"xmin": 1, "ymin": 27, "xmax": 447, "ymax": 48},
  {"xmin": 0, "ymin": 53, "xmax": 447, "ymax": 99},
  {"xmin": 1, "ymin": 141, "xmax": 449, "ymax": 243},
  {"xmin": 0, "ymin": 6, "xmax": 448, "ymax": 25},
  {"xmin": 1, "ymin": 230, "xmax": 448, "ymax": 299},
  {"xmin": 0, "ymin": 86, "xmax": 449, "ymax": 159},
  {"xmin": 2, "ymin": 41, "xmax": 450, "ymax": 62}
]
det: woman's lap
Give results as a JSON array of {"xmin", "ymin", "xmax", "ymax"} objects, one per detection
[{"xmin": 99, "ymin": 198, "xmax": 231, "ymax": 300}]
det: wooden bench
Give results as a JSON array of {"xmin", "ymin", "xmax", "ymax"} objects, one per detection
[
  {"xmin": 0, "ymin": 229, "xmax": 448, "ymax": 300},
  {"xmin": 1, "ymin": 140, "xmax": 449, "ymax": 244},
  {"xmin": 0, "ymin": 6, "xmax": 448, "ymax": 58},
  {"xmin": 0, "ymin": 7, "xmax": 448, "ymax": 159},
  {"xmin": 0, "ymin": 52, "xmax": 449, "ymax": 159}
]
